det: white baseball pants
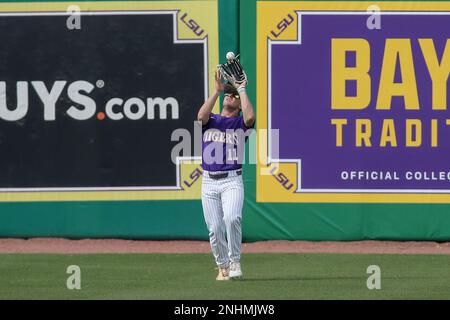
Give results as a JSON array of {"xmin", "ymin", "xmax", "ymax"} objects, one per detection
[{"xmin": 201, "ymin": 169, "xmax": 244, "ymax": 268}]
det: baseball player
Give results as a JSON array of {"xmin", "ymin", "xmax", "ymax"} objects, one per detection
[{"xmin": 197, "ymin": 63, "xmax": 255, "ymax": 281}]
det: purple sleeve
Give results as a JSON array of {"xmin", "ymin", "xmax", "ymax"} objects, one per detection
[{"xmin": 202, "ymin": 113, "xmax": 217, "ymax": 129}]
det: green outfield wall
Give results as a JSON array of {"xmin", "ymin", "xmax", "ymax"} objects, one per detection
[{"xmin": 0, "ymin": 0, "xmax": 449, "ymax": 241}]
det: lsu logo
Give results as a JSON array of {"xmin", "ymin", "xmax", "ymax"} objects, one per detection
[{"xmin": 271, "ymin": 13, "xmax": 295, "ymax": 38}]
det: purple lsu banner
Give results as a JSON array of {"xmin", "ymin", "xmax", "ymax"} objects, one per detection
[{"xmin": 256, "ymin": 1, "xmax": 450, "ymax": 203}]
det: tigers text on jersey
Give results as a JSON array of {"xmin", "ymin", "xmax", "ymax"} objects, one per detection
[{"xmin": 201, "ymin": 113, "xmax": 253, "ymax": 172}]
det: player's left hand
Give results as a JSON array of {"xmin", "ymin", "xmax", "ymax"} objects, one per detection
[
  {"xmin": 218, "ymin": 56, "xmax": 248, "ymax": 88},
  {"xmin": 233, "ymin": 80, "xmax": 247, "ymax": 90}
]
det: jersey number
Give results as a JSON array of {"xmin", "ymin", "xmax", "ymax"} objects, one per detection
[{"xmin": 227, "ymin": 148, "xmax": 238, "ymax": 161}]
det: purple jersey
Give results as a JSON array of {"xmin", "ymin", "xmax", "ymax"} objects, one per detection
[{"xmin": 202, "ymin": 113, "xmax": 254, "ymax": 172}]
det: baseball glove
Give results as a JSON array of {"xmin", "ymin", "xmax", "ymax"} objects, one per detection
[{"xmin": 217, "ymin": 54, "xmax": 248, "ymax": 87}]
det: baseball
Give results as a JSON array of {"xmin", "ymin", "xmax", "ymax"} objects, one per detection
[{"xmin": 226, "ymin": 51, "xmax": 235, "ymax": 60}]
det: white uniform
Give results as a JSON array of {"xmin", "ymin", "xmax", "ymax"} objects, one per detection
[
  {"xmin": 201, "ymin": 112, "xmax": 252, "ymax": 271},
  {"xmin": 201, "ymin": 169, "xmax": 244, "ymax": 268}
]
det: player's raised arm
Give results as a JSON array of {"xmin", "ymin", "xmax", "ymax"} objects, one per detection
[
  {"xmin": 235, "ymin": 81, "xmax": 255, "ymax": 128},
  {"xmin": 197, "ymin": 70, "xmax": 224, "ymax": 125},
  {"xmin": 218, "ymin": 54, "xmax": 255, "ymax": 128}
]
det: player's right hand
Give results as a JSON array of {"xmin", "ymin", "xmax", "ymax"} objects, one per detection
[{"xmin": 215, "ymin": 70, "xmax": 225, "ymax": 93}]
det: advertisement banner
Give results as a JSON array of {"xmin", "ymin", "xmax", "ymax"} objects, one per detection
[
  {"xmin": 257, "ymin": 1, "xmax": 450, "ymax": 203},
  {"xmin": 0, "ymin": 1, "xmax": 219, "ymax": 201}
]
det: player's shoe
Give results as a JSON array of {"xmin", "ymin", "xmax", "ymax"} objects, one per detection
[
  {"xmin": 216, "ymin": 267, "xmax": 230, "ymax": 281},
  {"xmin": 229, "ymin": 262, "xmax": 243, "ymax": 279}
]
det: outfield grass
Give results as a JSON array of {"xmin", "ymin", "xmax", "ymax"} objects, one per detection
[{"xmin": 0, "ymin": 253, "xmax": 449, "ymax": 299}]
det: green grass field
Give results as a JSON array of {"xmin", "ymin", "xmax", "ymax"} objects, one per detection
[{"xmin": 0, "ymin": 253, "xmax": 449, "ymax": 300}]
